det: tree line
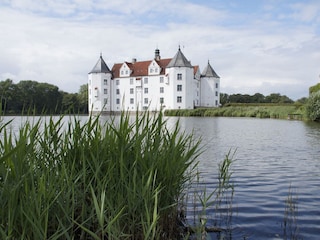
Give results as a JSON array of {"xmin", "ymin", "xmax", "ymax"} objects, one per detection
[
  {"xmin": 1, "ymin": 79, "xmax": 317, "ymax": 119},
  {"xmin": 0, "ymin": 79, "xmax": 88, "ymax": 114},
  {"xmin": 220, "ymin": 92, "xmax": 296, "ymax": 105}
]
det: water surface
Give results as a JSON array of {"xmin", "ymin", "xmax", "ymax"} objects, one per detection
[{"xmin": 171, "ymin": 117, "xmax": 320, "ymax": 239}]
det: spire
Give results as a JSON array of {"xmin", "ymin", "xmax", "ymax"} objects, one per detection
[
  {"xmin": 166, "ymin": 47, "xmax": 192, "ymax": 68},
  {"xmin": 201, "ymin": 61, "xmax": 220, "ymax": 78},
  {"xmin": 89, "ymin": 54, "xmax": 111, "ymax": 74},
  {"xmin": 155, "ymin": 48, "xmax": 161, "ymax": 61}
]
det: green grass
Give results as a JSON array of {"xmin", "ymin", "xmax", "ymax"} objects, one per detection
[
  {"xmin": 0, "ymin": 111, "xmax": 202, "ymax": 239},
  {"xmin": 164, "ymin": 103, "xmax": 307, "ymax": 120}
]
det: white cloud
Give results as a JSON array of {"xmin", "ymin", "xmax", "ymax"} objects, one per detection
[{"xmin": 0, "ymin": 0, "xmax": 320, "ymax": 100}]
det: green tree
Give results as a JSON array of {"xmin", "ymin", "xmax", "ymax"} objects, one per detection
[
  {"xmin": 252, "ymin": 93, "xmax": 265, "ymax": 103},
  {"xmin": 17, "ymin": 80, "xmax": 62, "ymax": 114},
  {"xmin": 306, "ymin": 91, "xmax": 320, "ymax": 121},
  {"xmin": 265, "ymin": 93, "xmax": 293, "ymax": 103},
  {"xmin": 220, "ymin": 93, "xmax": 229, "ymax": 105},
  {"xmin": 61, "ymin": 92, "xmax": 80, "ymax": 113},
  {"xmin": 309, "ymin": 83, "xmax": 320, "ymax": 94},
  {"xmin": 78, "ymin": 84, "xmax": 88, "ymax": 114},
  {"xmin": 0, "ymin": 79, "xmax": 21, "ymax": 113}
]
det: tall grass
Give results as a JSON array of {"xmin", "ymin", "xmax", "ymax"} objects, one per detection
[
  {"xmin": 282, "ymin": 185, "xmax": 300, "ymax": 240},
  {"xmin": 164, "ymin": 104, "xmax": 306, "ymax": 120},
  {"xmin": 0, "ymin": 111, "xmax": 201, "ymax": 239},
  {"xmin": 182, "ymin": 150, "xmax": 235, "ymax": 239}
]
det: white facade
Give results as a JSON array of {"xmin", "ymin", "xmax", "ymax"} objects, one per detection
[{"xmin": 88, "ymin": 48, "xmax": 220, "ymax": 114}]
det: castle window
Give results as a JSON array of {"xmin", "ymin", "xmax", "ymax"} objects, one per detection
[
  {"xmin": 144, "ymin": 78, "xmax": 148, "ymax": 84},
  {"xmin": 150, "ymin": 68, "xmax": 153, "ymax": 73},
  {"xmin": 130, "ymin": 88, "xmax": 134, "ymax": 94},
  {"xmin": 177, "ymin": 73, "xmax": 182, "ymax": 80},
  {"xmin": 177, "ymin": 96, "xmax": 182, "ymax": 103},
  {"xmin": 144, "ymin": 88, "xmax": 148, "ymax": 94},
  {"xmin": 116, "ymin": 89, "xmax": 120, "ymax": 95},
  {"xmin": 116, "ymin": 98, "xmax": 120, "ymax": 104},
  {"xmin": 144, "ymin": 98, "xmax": 148, "ymax": 104},
  {"xmin": 130, "ymin": 78, "xmax": 134, "ymax": 84},
  {"xmin": 177, "ymin": 85, "xmax": 182, "ymax": 91},
  {"xmin": 104, "ymin": 79, "xmax": 108, "ymax": 85},
  {"xmin": 104, "ymin": 98, "xmax": 108, "ymax": 104},
  {"xmin": 216, "ymin": 83, "xmax": 219, "ymax": 88},
  {"xmin": 160, "ymin": 77, "xmax": 164, "ymax": 83},
  {"xmin": 215, "ymin": 91, "xmax": 218, "ymax": 96},
  {"xmin": 160, "ymin": 97, "xmax": 164, "ymax": 104},
  {"xmin": 130, "ymin": 98, "xmax": 134, "ymax": 104},
  {"xmin": 116, "ymin": 80, "xmax": 120, "ymax": 85},
  {"xmin": 160, "ymin": 87, "xmax": 164, "ymax": 93},
  {"xmin": 125, "ymin": 70, "xmax": 128, "ymax": 75},
  {"xmin": 104, "ymin": 89, "xmax": 108, "ymax": 94}
]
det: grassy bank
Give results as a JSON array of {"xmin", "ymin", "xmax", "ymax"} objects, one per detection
[{"xmin": 164, "ymin": 103, "xmax": 306, "ymax": 120}]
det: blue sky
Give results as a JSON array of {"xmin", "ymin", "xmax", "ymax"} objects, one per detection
[{"xmin": 1, "ymin": 0, "xmax": 320, "ymax": 100}]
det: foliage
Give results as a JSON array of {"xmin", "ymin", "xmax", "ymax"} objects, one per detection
[
  {"xmin": 220, "ymin": 92, "xmax": 294, "ymax": 105},
  {"xmin": 165, "ymin": 104, "xmax": 306, "ymax": 120},
  {"xmin": 0, "ymin": 111, "xmax": 201, "ymax": 239},
  {"xmin": 309, "ymin": 83, "xmax": 320, "ymax": 94},
  {"xmin": 0, "ymin": 79, "xmax": 88, "ymax": 114},
  {"xmin": 306, "ymin": 91, "xmax": 320, "ymax": 121}
]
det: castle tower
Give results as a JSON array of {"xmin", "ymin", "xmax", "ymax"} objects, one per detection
[
  {"xmin": 88, "ymin": 54, "xmax": 112, "ymax": 114},
  {"xmin": 200, "ymin": 60, "xmax": 220, "ymax": 107},
  {"xmin": 166, "ymin": 47, "xmax": 195, "ymax": 109}
]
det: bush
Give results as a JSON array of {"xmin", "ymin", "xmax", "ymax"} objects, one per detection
[
  {"xmin": 306, "ymin": 91, "xmax": 320, "ymax": 121},
  {"xmin": 309, "ymin": 83, "xmax": 320, "ymax": 94}
]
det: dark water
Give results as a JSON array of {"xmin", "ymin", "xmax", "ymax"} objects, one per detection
[
  {"xmin": 3, "ymin": 116, "xmax": 320, "ymax": 239},
  {"xmin": 171, "ymin": 117, "xmax": 320, "ymax": 239}
]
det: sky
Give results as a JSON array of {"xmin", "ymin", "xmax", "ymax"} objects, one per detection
[{"xmin": 1, "ymin": 0, "xmax": 320, "ymax": 100}]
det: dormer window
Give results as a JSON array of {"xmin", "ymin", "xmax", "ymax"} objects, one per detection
[
  {"xmin": 148, "ymin": 60, "xmax": 160, "ymax": 75},
  {"xmin": 120, "ymin": 63, "xmax": 131, "ymax": 77}
]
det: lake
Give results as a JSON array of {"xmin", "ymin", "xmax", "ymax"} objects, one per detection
[
  {"xmin": 2, "ymin": 115, "xmax": 320, "ymax": 239},
  {"xmin": 170, "ymin": 117, "xmax": 320, "ymax": 239}
]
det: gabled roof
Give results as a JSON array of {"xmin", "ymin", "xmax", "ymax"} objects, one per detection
[
  {"xmin": 201, "ymin": 61, "xmax": 220, "ymax": 78},
  {"xmin": 89, "ymin": 55, "xmax": 111, "ymax": 74},
  {"xmin": 166, "ymin": 47, "xmax": 193, "ymax": 68},
  {"xmin": 112, "ymin": 58, "xmax": 172, "ymax": 78}
]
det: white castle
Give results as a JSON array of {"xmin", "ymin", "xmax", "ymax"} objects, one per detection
[{"xmin": 88, "ymin": 48, "xmax": 220, "ymax": 114}]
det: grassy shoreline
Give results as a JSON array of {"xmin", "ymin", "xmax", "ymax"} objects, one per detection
[{"xmin": 164, "ymin": 103, "xmax": 307, "ymax": 120}]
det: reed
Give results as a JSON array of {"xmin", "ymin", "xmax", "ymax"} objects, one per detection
[
  {"xmin": 182, "ymin": 150, "xmax": 235, "ymax": 239},
  {"xmin": 0, "ymin": 111, "xmax": 202, "ymax": 239},
  {"xmin": 165, "ymin": 104, "xmax": 306, "ymax": 120},
  {"xmin": 282, "ymin": 184, "xmax": 300, "ymax": 240}
]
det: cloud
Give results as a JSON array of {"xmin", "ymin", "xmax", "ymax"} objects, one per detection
[{"xmin": 0, "ymin": 0, "xmax": 320, "ymax": 100}]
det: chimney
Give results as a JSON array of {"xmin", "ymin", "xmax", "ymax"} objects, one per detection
[
  {"xmin": 132, "ymin": 58, "xmax": 137, "ymax": 64},
  {"xmin": 155, "ymin": 48, "xmax": 160, "ymax": 61}
]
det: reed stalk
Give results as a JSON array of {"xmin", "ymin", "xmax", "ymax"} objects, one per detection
[{"xmin": 0, "ymin": 111, "xmax": 201, "ymax": 239}]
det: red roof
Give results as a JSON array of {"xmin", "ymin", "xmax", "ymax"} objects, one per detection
[{"xmin": 111, "ymin": 58, "xmax": 172, "ymax": 78}]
